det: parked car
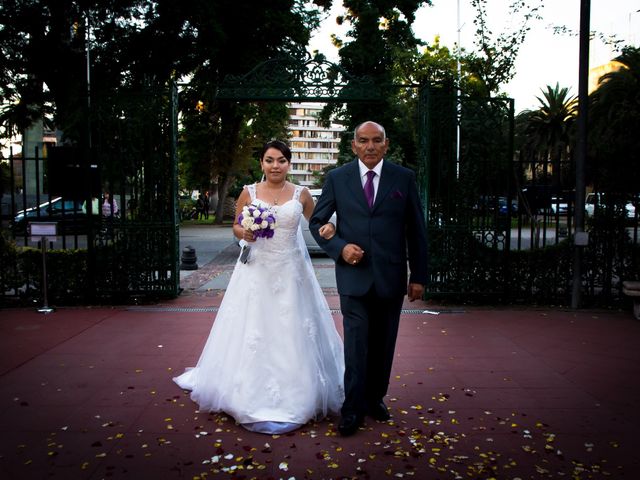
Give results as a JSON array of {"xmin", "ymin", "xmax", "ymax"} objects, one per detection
[
  {"xmin": 10, "ymin": 196, "xmax": 97, "ymax": 235},
  {"xmin": 498, "ymin": 196, "xmax": 518, "ymax": 215},
  {"xmin": 301, "ymin": 188, "xmax": 336, "ymax": 255},
  {"xmin": 585, "ymin": 192, "xmax": 636, "ymax": 218},
  {"xmin": 550, "ymin": 196, "xmax": 569, "ymax": 215},
  {"xmin": 473, "ymin": 196, "xmax": 517, "ymax": 215}
]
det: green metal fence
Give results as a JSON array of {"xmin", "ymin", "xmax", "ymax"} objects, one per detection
[
  {"xmin": 420, "ymin": 85, "xmax": 640, "ymax": 307},
  {"xmin": 1, "ymin": 83, "xmax": 180, "ymax": 304},
  {"xmin": 89, "ymin": 83, "xmax": 180, "ymax": 300}
]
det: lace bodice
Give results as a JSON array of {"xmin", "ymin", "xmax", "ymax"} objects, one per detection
[{"xmin": 246, "ymin": 183, "xmax": 304, "ymax": 255}]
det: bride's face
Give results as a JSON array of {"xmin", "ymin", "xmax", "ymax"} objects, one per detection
[{"xmin": 261, "ymin": 147, "xmax": 290, "ymax": 183}]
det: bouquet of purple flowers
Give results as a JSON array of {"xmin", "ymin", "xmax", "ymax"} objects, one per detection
[{"xmin": 238, "ymin": 204, "xmax": 277, "ymax": 239}]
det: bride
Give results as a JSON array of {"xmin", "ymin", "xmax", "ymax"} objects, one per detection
[{"xmin": 173, "ymin": 140, "xmax": 345, "ymax": 434}]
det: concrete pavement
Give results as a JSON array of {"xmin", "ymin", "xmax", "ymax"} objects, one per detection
[{"xmin": 179, "ymin": 224, "xmax": 337, "ymax": 293}]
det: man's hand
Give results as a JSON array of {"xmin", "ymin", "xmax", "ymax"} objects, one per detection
[
  {"xmin": 319, "ymin": 222, "xmax": 336, "ymax": 239},
  {"xmin": 407, "ymin": 283, "xmax": 424, "ymax": 302},
  {"xmin": 341, "ymin": 243, "xmax": 365, "ymax": 265}
]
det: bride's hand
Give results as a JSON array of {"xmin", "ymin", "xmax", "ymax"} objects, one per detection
[
  {"xmin": 319, "ymin": 222, "xmax": 335, "ymax": 240},
  {"xmin": 243, "ymin": 229, "xmax": 256, "ymax": 242}
]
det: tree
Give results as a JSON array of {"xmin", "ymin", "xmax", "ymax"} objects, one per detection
[
  {"xmin": 517, "ymin": 82, "xmax": 577, "ymax": 188},
  {"xmin": 466, "ymin": 0, "xmax": 543, "ymax": 97},
  {"xmin": 174, "ymin": 0, "xmax": 325, "ymax": 222},
  {"xmin": 513, "ymin": 83, "xmax": 576, "ymax": 248},
  {"xmin": 588, "ymin": 47, "xmax": 640, "ymax": 195},
  {"xmin": 324, "ymin": 0, "xmax": 430, "ymax": 170},
  {"xmin": 0, "ymin": 0, "xmax": 171, "ymax": 144},
  {"xmin": 1, "ymin": 0, "xmax": 328, "ymax": 222}
]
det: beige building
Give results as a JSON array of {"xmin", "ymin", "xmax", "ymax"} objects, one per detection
[
  {"xmin": 588, "ymin": 60, "xmax": 625, "ymax": 94},
  {"xmin": 287, "ymin": 103, "xmax": 345, "ymax": 186}
]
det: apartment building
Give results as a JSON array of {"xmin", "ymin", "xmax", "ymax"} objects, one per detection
[{"xmin": 287, "ymin": 103, "xmax": 345, "ymax": 186}]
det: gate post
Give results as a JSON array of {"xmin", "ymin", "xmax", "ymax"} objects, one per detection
[{"xmin": 417, "ymin": 83, "xmax": 430, "ymax": 224}]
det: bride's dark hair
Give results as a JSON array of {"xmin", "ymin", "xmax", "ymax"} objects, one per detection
[{"xmin": 260, "ymin": 140, "xmax": 292, "ymax": 162}]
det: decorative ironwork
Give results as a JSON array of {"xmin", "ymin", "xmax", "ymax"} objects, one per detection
[
  {"xmin": 423, "ymin": 87, "xmax": 518, "ymax": 301},
  {"xmin": 87, "ymin": 84, "xmax": 180, "ymax": 300},
  {"xmin": 93, "ymin": 222, "xmax": 178, "ymax": 298},
  {"xmin": 1, "ymin": 84, "xmax": 182, "ymax": 304},
  {"xmin": 217, "ymin": 52, "xmax": 386, "ymax": 102}
]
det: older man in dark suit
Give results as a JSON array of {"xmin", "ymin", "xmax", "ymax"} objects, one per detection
[{"xmin": 310, "ymin": 121, "xmax": 428, "ymax": 436}]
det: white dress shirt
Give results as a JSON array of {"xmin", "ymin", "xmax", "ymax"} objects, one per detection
[{"xmin": 358, "ymin": 159, "xmax": 383, "ymax": 204}]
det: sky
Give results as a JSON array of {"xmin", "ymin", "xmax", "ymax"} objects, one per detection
[{"xmin": 308, "ymin": 0, "xmax": 640, "ymax": 112}]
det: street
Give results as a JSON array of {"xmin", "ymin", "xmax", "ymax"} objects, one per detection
[{"xmin": 179, "ymin": 224, "xmax": 337, "ymax": 291}]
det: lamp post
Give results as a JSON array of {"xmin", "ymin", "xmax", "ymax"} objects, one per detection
[
  {"xmin": 571, "ymin": 0, "xmax": 591, "ymax": 309},
  {"xmin": 455, "ymin": 0, "xmax": 462, "ymax": 178}
]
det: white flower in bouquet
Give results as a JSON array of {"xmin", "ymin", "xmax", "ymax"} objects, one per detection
[{"xmin": 238, "ymin": 204, "xmax": 277, "ymax": 239}]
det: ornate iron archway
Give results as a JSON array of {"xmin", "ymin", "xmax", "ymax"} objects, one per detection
[
  {"xmin": 214, "ymin": 51, "xmax": 429, "ymax": 217},
  {"xmin": 216, "ymin": 52, "xmax": 389, "ymax": 102}
]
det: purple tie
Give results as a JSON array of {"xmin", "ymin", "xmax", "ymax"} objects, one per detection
[{"xmin": 364, "ymin": 170, "xmax": 375, "ymax": 208}]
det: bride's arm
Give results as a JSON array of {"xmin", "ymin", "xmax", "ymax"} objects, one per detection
[
  {"xmin": 301, "ymin": 187, "xmax": 315, "ymax": 221},
  {"xmin": 233, "ymin": 188, "xmax": 256, "ymax": 242}
]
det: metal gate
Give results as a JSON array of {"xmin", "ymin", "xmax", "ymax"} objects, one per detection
[
  {"xmin": 419, "ymin": 85, "xmax": 640, "ymax": 306},
  {"xmin": 1, "ymin": 83, "xmax": 179, "ymax": 304},
  {"xmin": 89, "ymin": 83, "xmax": 180, "ymax": 300},
  {"xmin": 420, "ymin": 86, "xmax": 521, "ymax": 301}
]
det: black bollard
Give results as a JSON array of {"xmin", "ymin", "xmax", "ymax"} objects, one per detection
[{"xmin": 180, "ymin": 245, "xmax": 198, "ymax": 270}]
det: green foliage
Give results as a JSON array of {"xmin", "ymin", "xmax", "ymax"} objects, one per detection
[
  {"xmin": 588, "ymin": 47, "xmax": 640, "ymax": 194},
  {"xmin": 467, "ymin": 0, "xmax": 543, "ymax": 97},
  {"xmin": 515, "ymin": 82, "xmax": 577, "ymax": 191},
  {"xmin": 0, "ymin": 231, "xmax": 19, "ymax": 297},
  {"xmin": 178, "ymin": 97, "xmax": 291, "ymax": 199},
  {"xmin": 174, "ymin": 1, "xmax": 324, "ymax": 221},
  {"xmin": 0, "ymin": 0, "xmax": 165, "ymax": 142},
  {"xmin": 0, "ymin": 160, "xmax": 9, "ymax": 198},
  {"xmin": 323, "ymin": 0, "xmax": 429, "ymax": 170},
  {"xmin": 412, "ymin": 37, "xmax": 460, "ymax": 88},
  {"xmin": 0, "ymin": 242, "xmax": 89, "ymax": 306},
  {"xmin": 0, "ymin": 0, "xmax": 324, "ymax": 185}
]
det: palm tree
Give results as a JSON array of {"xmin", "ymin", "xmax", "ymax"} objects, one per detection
[
  {"xmin": 520, "ymin": 83, "xmax": 578, "ymax": 187},
  {"xmin": 515, "ymin": 83, "xmax": 578, "ymax": 247}
]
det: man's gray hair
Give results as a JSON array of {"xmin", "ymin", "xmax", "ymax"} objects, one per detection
[{"xmin": 353, "ymin": 121, "xmax": 386, "ymax": 140}]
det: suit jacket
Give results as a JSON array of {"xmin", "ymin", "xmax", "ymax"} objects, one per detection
[{"xmin": 310, "ymin": 159, "xmax": 428, "ymax": 298}]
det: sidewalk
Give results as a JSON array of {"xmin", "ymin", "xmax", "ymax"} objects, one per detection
[{"xmin": 1, "ymin": 255, "xmax": 640, "ymax": 478}]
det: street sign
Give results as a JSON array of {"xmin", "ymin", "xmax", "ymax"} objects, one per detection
[
  {"xmin": 28, "ymin": 222, "xmax": 57, "ymax": 314},
  {"xmin": 29, "ymin": 221, "xmax": 57, "ymax": 238}
]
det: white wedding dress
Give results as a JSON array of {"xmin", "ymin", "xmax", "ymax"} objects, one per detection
[{"xmin": 174, "ymin": 184, "xmax": 345, "ymax": 434}]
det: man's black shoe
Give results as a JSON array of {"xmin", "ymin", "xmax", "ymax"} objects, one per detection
[
  {"xmin": 338, "ymin": 414, "xmax": 363, "ymax": 436},
  {"xmin": 367, "ymin": 401, "xmax": 391, "ymax": 421}
]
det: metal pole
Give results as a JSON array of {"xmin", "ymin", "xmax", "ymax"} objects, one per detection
[
  {"xmin": 571, "ymin": 0, "xmax": 590, "ymax": 309},
  {"xmin": 455, "ymin": 0, "xmax": 462, "ymax": 178},
  {"xmin": 37, "ymin": 238, "xmax": 54, "ymax": 314},
  {"xmin": 85, "ymin": 9, "xmax": 91, "ymax": 148}
]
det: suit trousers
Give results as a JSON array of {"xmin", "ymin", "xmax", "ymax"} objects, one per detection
[{"xmin": 339, "ymin": 287, "xmax": 404, "ymax": 416}]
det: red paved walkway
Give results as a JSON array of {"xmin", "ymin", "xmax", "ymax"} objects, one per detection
[{"xmin": 1, "ymin": 291, "xmax": 640, "ymax": 479}]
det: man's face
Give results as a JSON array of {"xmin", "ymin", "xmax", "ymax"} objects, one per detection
[{"xmin": 351, "ymin": 122, "xmax": 389, "ymax": 169}]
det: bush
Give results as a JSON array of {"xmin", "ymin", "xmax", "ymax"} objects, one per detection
[{"xmin": 0, "ymin": 237, "xmax": 89, "ymax": 306}]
